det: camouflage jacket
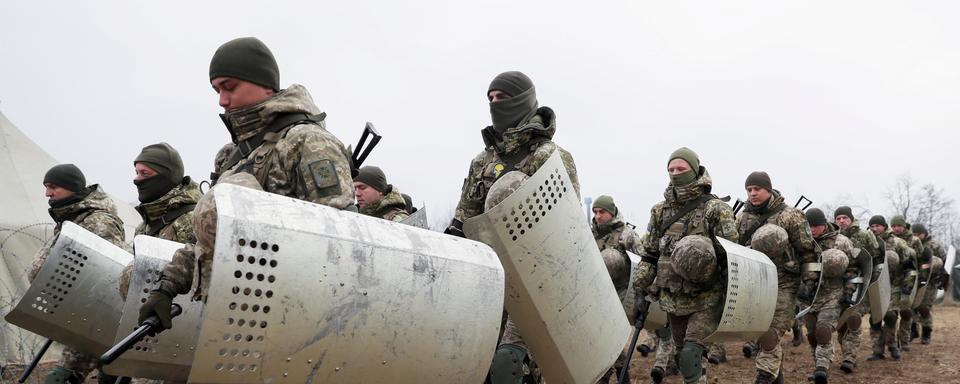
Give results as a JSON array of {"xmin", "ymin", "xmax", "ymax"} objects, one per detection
[
  {"xmin": 841, "ymin": 223, "xmax": 882, "ymax": 278},
  {"xmin": 135, "ymin": 178, "xmax": 201, "ymax": 241},
  {"xmin": 634, "ymin": 168, "xmax": 739, "ymax": 315},
  {"xmin": 736, "ymin": 193, "xmax": 819, "ymax": 282},
  {"xmin": 895, "ymin": 230, "xmax": 924, "ymax": 264},
  {"xmin": 878, "ymin": 229, "xmax": 917, "ymax": 288},
  {"xmin": 592, "ymin": 214, "xmax": 641, "ymax": 256},
  {"xmin": 920, "ymin": 236, "xmax": 947, "ymax": 282},
  {"xmin": 160, "ymin": 85, "xmax": 355, "ymax": 298},
  {"xmin": 454, "ymin": 107, "xmax": 579, "ymax": 223},
  {"xmin": 28, "ymin": 185, "xmax": 126, "ymax": 281},
  {"xmin": 813, "ymin": 226, "xmax": 858, "ymax": 294},
  {"xmin": 359, "ymin": 187, "xmax": 410, "ymax": 222}
]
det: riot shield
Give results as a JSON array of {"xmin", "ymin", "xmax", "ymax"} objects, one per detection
[
  {"xmin": 912, "ymin": 260, "xmax": 936, "ymax": 310},
  {"xmin": 4, "ymin": 221, "xmax": 132, "ymax": 356},
  {"xmin": 704, "ymin": 238, "xmax": 778, "ymax": 343},
  {"xmin": 795, "ymin": 255, "xmax": 826, "ymax": 320},
  {"xmin": 868, "ymin": 262, "xmax": 891, "ymax": 321},
  {"xmin": 463, "ymin": 151, "xmax": 631, "ymax": 384},
  {"xmin": 399, "ymin": 206, "xmax": 428, "ymax": 229},
  {"xmin": 186, "ymin": 184, "xmax": 505, "ymax": 384},
  {"xmin": 906, "ymin": 269, "xmax": 920, "ymax": 307},
  {"xmin": 623, "ymin": 252, "xmax": 667, "ymax": 331},
  {"xmin": 102, "ymin": 236, "xmax": 204, "ymax": 381},
  {"xmin": 838, "ymin": 248, "xmax": 873, "ymax": 325}
]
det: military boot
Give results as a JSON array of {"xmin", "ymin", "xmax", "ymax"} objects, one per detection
[
  {"xmin": 866, "ymin": 353, "xmax": 885, "ymax": 361},
  {"xmin": 43, "ymin": 366, "xmax": 83, "ymax": 384},
  {"xmin": 792, "ymin": 321, "xmax": 804, "ymax": 347},
  {"xmin": 910, "ymin": 322, "xmax": 919, "ymax": 341},
  {"xmin": 742, "ymin": 342, "xmax": 759, "ymax": 358},
  {"xmin": 753, "ymin": 370, "xmax": 776, "ymax": 384},
  {"xmin": 839, "ymin": 360, "xmax": 855, "ymax": 374},
  {"xmin": 650, "ymin": 366, "xmax": 665, "ymax": 384},
  {"xmin": 921, "ymin": 326, "xmax": 932, "ymax": 345},
  {"xmin": 889, "ymin": 346, "xmax": 902, "ymax": 360},
  {"xmin": 812, "ymin": 367, "xmax": 828, "ymax": 384},
  {"xmin": 637, "ymin": 343, "xmax": 653, "ymax": 357}
]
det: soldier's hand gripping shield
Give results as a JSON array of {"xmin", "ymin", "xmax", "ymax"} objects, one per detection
[
  {"xmin": 4, "ymin": 222, "xmax": 132, "ymax": 356},
  {"xmin": 101, "ymin": 236, "xmax": 205, "ymax": 382},
  {"xmin": 838, "ymin": 248, "xmax": 873, "ymax": 325},
  {"xmin": 703, "ymin": 238, "xmax": 778, "ymax": 342},
  {"xmin": 912, "ymin": 254, "xmax": 942, "ymax": 309},
  {"xmin": 463, "ymin": 151, "xmax": 631, "ymax": 384},
  {"xmin": 185, "ymin": 184, "xmax": 505, "ymax": 384},
  {"xmin": 623, "ymin": 251, "xmax": 667, "ymax": 331}
]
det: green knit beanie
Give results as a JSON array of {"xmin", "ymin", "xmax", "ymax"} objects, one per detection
[
  {"xmin": 890, "ymin": 215, "xmax": 907, "ymax": 227},
  {"xmin": 868, "ymin": 215, "xmax": 887, "ymax": 228},
  {"xmin": 209, "ymin": 37, "xmax": 280, "ymax": 91},
  {"xmin": 43, "ymin": 164, "xmax": 86, "ymax": 192},
  {"xmin": 354, "ymin": 166, "xmax": 389, "ymax": 193},
  {"xmin": 834, "ymin": 206, "xmax": 853, "ymax": 220},
  {"xmin": 592, "ymin": 195, "xmax": 617, "ymax": 216},
  {"xmin": 668, "ymin": 147, "xmax": 700, "ymax": 185},
  {"xmin": 134, "ymin": 143, "xmax": 185, "ymax": 185},
  {"xmin": 805, "ymin": 208, "xmax": 827, "ymax": 226}
]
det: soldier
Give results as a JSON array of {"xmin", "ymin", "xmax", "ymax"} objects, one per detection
[
  {"xmin": 354, "ymin": 165, "xmax": 409, "ymax": 222},
  {"xmin": 118, "ymin": 143, "xmax": 201, "ymax": 300},
  {"xmin": 911, "ymin": 224, "xmax": 949, "ymax": 344},
  {"xmin": 866, "ymin": 215, "xmax": 917, "ymax": 361},
  {"xmin": 833, "ymin": 206, "xmax": 881, "ymax": 374},
  {"xmin": 803, "ymin": 208, "xmax": 860, "ymax": 384},
  {"xmin": 29, "ymin": 164, "xmax": 125, "ymax": 384},
  {"xmin": 139, "ymin": 37, "xmax": 355, "ymax": 330},
  {"xmin": 401, "ymin": 193, "xmax": 418, "ymax": 214},
  {"xmin": 889, "ymin": 215, "xmax": 923, "ymax": 351},
  {"xmin": 443, "ymin": 71, "xmax": 579, "ymax": 383},
  {"xmin": 632, "ymin": 147, "xmax": 739, "ymax": 384},
  {"xmin": 735, "ymin": 171, "xmax": 820, "ymax": 384},
  {"xmin": 590, "ymin": 195, "xmax": 637, "ymax": 383}
]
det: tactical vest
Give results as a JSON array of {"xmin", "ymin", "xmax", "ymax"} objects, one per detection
[
  {"xmin": 217, "ymin": 112, "xmax": 327, "ymax": 186},
  {"xmin": 470, "ymin": 136, "xmax": 550, "ymax": 208}
]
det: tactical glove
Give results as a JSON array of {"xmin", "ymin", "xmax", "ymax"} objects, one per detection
[
  {"xmin": 797, "ymin": 282, "xmax": 816, "ymax": 304},
  {"xmin": 139, "ymin": 289, "xmax": 175, "ymax": 332},
  {"xmin": 900, "ymin": 285, "xmax": 913, "ymax": 295},
  {"xmin": 444, "ymin": 219, "xmax": 466, "ymax": 238}
]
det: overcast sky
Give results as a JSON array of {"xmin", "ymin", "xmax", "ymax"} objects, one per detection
[{"xmin": 2, "ymin": 1, "xmax": 958, "ymax": 231}]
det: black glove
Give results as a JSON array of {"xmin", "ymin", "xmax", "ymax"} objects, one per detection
[
  {"xmin": 797, "ymin": 282, "xmax": 816, "ymax": 304},
  {"xmin": 901, "ymin": 285, "xmax": 913, "ymax": 295},
  {"xmin": 139, "ymin": 289, "xmax": 174, "ymax": 331},
  {"xmin": 444, "ymin": 219, "xmax": 466, "ymax": 238}
]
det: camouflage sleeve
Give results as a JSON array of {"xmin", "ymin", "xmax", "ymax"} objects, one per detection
[
  {"xmin": 911, "ymin": 238, "xmax": 925, "ymax": 261},
  {"xmin": 706, "ymin": 200, "xmax": 739, "ymax": 243},
  {"xmin": 782, "ymin": 208, "xmax": 819, "ymax": 264},
  {"xmin": 27, "ymin": 238, "xmax": 54, "ymax": 282},
  {"xmin": 557, "ymin": 148, "xmax": 581, "ymax": 198},
  {"xmin": 169, "ymin": 212, "xmax": 196, "ymax": 244},
  {"xmin": 453, "ymin": 152, "xmax": 487, "ymax": 223},
  {"xmin": 618, "ymin": 226, "xmax": 640, "ymax": 254},
  {"xmin": 119, "ymin": 263, "xmax": 134, "ymax": 300},
  {"xmin": 289, "ymin": 126, "xmax": 355, "ymax": 210},
  {"xmin": 79, "ymin": 212, "xmax": 126, "ymax": 249},
  {"xmin": 213, "ymin": 142, "xmax": 236, "ymax": 176},
  {"xmin": 632, "ymin": 204, "xmax": 663, "ymax": 293},
  {"xmin": 931, "ymin": 240, "xmax": 947, "ymax": 259},
  {"xmin": 861, "ymin": 230, "xmax": 880, "ymax": 260},
  {"xmin": 158, "ymin": 243, "xmax": 196, "ymax": 295}
]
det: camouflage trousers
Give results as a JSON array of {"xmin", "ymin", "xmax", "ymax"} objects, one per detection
[
  {"xmin": 916, "ymin": 306, "xmax": 934, "ymax": 328},
  {"xmin": 653, "ymin": 325, "xmax": 676, "ymax": 370},
  {"xmin": 803, "ymin": 290, "xmax": 841, "ymax": 369},
  {"xmin": 838, "ymin": 302, "xmax": 868, "ymax": 363},
  {"xmin": 756, "ymin": 279, "xmax": 797, "ymax": 377},
  {"xmin": 706, "ymin": 342, "xmax": 725, "ymax": 362},
  {"xmin": 667, "ymin": 305, "xmax": 721, "ymax": 384},
  {"xmin": 58, "ymin": 344, "xmax": 98, "ymax": 379}
]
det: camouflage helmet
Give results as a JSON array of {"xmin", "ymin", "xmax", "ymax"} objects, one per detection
[
  {"xmin": 930, "ymin": 256, "xmax": 944, "ymax": 273},
  {"xmin": 484, "ymin": 171, "xmax": 529, "ymax": 211},
  {"xmin": 671, "ymin": 235, "xmax": 717, "ymax": 283},
  {"xmin": 821, "ymin": 248, "xmax": 850, "ymax": 278},
  {"xmin": 194, "ymin": 173, "xmax": 262, "ymax": 257},
  {"xmin": 885, "ymin": 250, "xmax": 900, "ymax": 276},
  {"xmin": 601, "ymin": 248, "xmax": 630, "ymax": 287},
  {"xmin": 750, "ymin": 224, "xmax": 789, "ymax": 258}
]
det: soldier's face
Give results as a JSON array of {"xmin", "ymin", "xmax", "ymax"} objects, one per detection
[
  {"xmin": 870, "ymin": 224, "xmax": 886, "ymax": 235},
  {"xmin": 746, "ymin": 186, "xmax": 771, "ymax": 206},
  {"xmin": 892, "ymin": 224, "xmax": 906, "ymax": 235},
  {"xmin": 354, "ymin": 182, "xmax": 383, "ymax": 209},
  {"xmin": 810, "ymin": 224, "xmax": 827, "ymax": 238},
  {"xmin": 133, "ymin": 163, "xmax": 159, "ymax": 182},
  {"xmin": 212, "ymin": 77, "xmax": 275, "ymax": 111},
  {"xmin": 593, "ymin": 208, "xmax": 613, "ymax": 225},
  {"xmin": 667, "ymin": 159, "xmax": 691, "ymax": 176},
  {"xmin": 916, "ymin": 233, "xmax": 927, "ymax": 241},
  {"xmin": 488, "ymin": 90, "xmax": 511, "ymax": 102},
  {"xmin": 835, "ymin": 215, "xmax": 852, "ymax": 230},
  {"xmin": 43, "ymin": 183, "xmax": 74, "ymax": 202}
]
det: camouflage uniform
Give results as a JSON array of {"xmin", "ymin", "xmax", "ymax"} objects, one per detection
[
  {"xmin": 27, "ymin": 185, "xmax": 126, "ymax": 382},
  {"xmin": 735, "ymin": 192, "xmax": 819, "ymax": 378},
  {"xmin": 632, "ymin": 168, "xmax": 738, "ymax": 383},
  {"xmin": 359, "ymin": 187, "xmax": 410, "ymax": 222},
  {"xmin": 916, "ymin": 236, "xmax": 947, "ymax": 334},
  {"xmin": 805, "ymin": 226, "xmax": 858, "ymax": 371},
  {"xmin": 592, "ymin": 213, "xmax": 640, "ymax": 295},
  {"xmin": 837, "ymin": 222, "xmax": 881, "ymax": 367},
  {"xmin": 157, "ymin": 84, "xmax": 355, "ymax": 301},
  {"xmin": 870, "ymin": 230, "xmax": 916, "ymax": 356},
  {"xmin": 118, "ymin": 179, "xmax": 201, "ymax": 300}
]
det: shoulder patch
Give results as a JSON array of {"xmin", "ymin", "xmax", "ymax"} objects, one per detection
[{"xmin": 308, "ymin": 159, "xmax": 340, "ymax": 191}]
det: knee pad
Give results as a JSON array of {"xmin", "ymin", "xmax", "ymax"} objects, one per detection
[
  {"xmin": 847, "ymin": 314, "xmax": 862, "ymax": 330},
  {"xmin": 677, "ymin": 342, "xmax": 705, "ymax": 384},
  {"xmin": 655, "ymin": 325, "xmax": 672, "ymax": 339},
  {"xmin": 883, "ymin": 311, "xmax": 898, "ymax": 325},
  {"xmin": 43, "ymin": 366, "xmax": 83, "ymax": 384},
  {"xmin": 758, "ymin": 328, "xmax": 779, "ymax": 351},
  {"xmin": 489, "ymin": 344, "xmax": 529, "ymax": 384},
  {"xmin": 918, "ymin": 306, "xmax": 931, "ymax": 318},
  {"xmin": 815, "ymin": 324, "xmax": 833, "ymax": 345},
  {"xmin": 899, "ymin": 309, "xmax": 912, "ymax": 321}
]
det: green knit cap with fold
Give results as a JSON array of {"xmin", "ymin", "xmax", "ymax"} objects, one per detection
[
  {"xmin": 592, "ymin": 195, "xmax": 617, "ymax": 216},
  {"xmin": 209, "ymin": 37, "xmax": 280, "ymax": 91},
  {"xmin": 668, "ymin": 147, "xmax": 700, "ymax": 185},
  {"xmin": 890, "ymin": 215, "xmax": 907, "ymax": 227}
]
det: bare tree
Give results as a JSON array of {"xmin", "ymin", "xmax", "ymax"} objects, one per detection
[
  {"xmin": 883, "ymin": 173, "xmax": 959, "ymax": 245},
  {"xmin": 823, "ymin": 193, "xmax": 875, "ymax": 226}
]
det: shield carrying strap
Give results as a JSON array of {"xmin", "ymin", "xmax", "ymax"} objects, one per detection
[
  {"xmin": 738, "ymin": 205, "xmax": 785, "ymax": 246},
  {"xmin": 657, "ymin": 195, "xmax": 713, "ymax": 236},
  {"xmin": 218, "ymin": 112, "xmax": 326, "ymax": 177},
  {"xmin": 142, "ymin": 204, "xmax": 196, "ymax": 237}
]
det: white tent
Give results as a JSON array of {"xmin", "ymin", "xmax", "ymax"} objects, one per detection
[{"xmin": 0, "ymin": 109, "xmax": 141, "ymax": 365}]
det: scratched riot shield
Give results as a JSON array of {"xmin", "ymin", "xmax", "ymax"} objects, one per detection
[
  {"xmin": 838, "ymin": 248, "xmax": 873, "ymax": 325},
  {"xmin": 868, "ymin": 258, "xmax": 892, "ymax": 321},
  {"xmin": 102, "ymin": 236, "xmax": 204, "ymax": 381},
  {"xmin": 4, "ymin": 221, "xmax": 132, "ymax": 356},
  {"xmin": 623, "ymin": 251, "xmax": 667, "ymax": 331},
  {"xmin": 399, "ymin": 206, "xmax": 428, "ymax": 229},
  {"xmin": 186, "ymin": 184, "xmax": 505, "ymax": 384},
  {"xmin": 463, "ymin": 151, "xmax": 631, "ymax": 384},
  {"xmin": 703, "ymin": 238, "xmax": 778, "ymax": 342}
]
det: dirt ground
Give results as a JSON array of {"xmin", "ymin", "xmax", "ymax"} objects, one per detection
[{"xmin": 621, "ymin": 302, "xmax": 960, "ymax": 384}]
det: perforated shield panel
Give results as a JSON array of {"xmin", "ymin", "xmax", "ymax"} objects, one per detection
[
  {"xmin": 623, "ymin": 252, "xmax": 667, "ymax": 331},
  {"xmin": 463, "ymin": 151, "xmax": 631, "ymax": 384},
  {"xmin": 703, "ymin": 238, "xmax": 778, "ymax": 343},
  {"xmin": 187, "ymin": 184, "xmax": 504, "ymax": 384},
  {"xmin": 4, "ymin": 222, "xmax": 132, "ymax": 355},
  {"xmin": 868, "ymin": 262, "xmax": 891, "ymax": 321},
  {"xmin": 102, "ymin": 236, "xmax": 204, "ymax": 381}
]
